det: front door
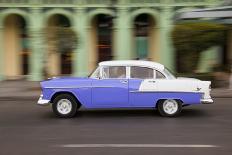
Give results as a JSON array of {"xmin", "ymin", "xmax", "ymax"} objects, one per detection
[{"xmin": 91, "ymin": 66, "xmax": 129, "ymax": 108}]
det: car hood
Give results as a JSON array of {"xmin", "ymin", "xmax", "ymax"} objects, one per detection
[{"xmin": 40, "ymin": 77, "xmax": 90, "ymax": 88}]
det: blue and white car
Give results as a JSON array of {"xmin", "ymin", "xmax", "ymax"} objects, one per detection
[{"xmin": 38, "ymin": 60, "xmax": 213, "ymax": 118}]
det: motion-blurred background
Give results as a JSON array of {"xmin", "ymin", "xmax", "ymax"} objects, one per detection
[{"xmin": 0, "ymin": 0, "xmax": 232, "ymax": 88}]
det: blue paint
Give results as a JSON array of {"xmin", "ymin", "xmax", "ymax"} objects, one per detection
[
  {"xmin": 130, "ymin": 91, "xmax": 202, "ymax": 107},
  {"xmin": 91, "ymin": 78, "xmax": 129, "ymax": 108},
  {"xmin": 41, "ymin": 77, "xmax": 92, "ymax": 107},
  {"xmin": 40, "ymin": 77, "xmax": 202, "ymax": 109}
]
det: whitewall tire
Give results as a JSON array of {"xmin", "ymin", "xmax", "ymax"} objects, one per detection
[
  {"xmin": 157, "ymin": 99, "xmax": 182, "ymax": 117},
  {"xmin": 52, "ymin": 94, "xmax": 78, "ymax": 118}
]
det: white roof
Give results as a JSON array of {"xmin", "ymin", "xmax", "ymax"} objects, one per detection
[{"xmin": 99, "ymin": 60, "xmax": 164, "ymax": 70}]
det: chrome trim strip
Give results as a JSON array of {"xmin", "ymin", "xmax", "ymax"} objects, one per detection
[
  {"xmin": 130, "ymin": 90, "xmax": 203, "ymax": 93},
  {"xmin": 44, "ymin": 86, "xmax": 115, "ymax": 89},
  {"xmin": 93, "ymin": 86, "xmax": 115, "ymax": 88},
  {"xmin": 44, "ymin": 87, "xmax": 78, "ymax": 89}
]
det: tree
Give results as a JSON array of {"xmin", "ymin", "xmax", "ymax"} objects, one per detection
[
  {"xmin": 172, "ymin": 22, "xmax": 227, "ymax": 73},
  {"xmin": 42, "ymin": 27, "xmax": 78, "ymax": 77},
  {"xmin": 46, "ymin": 27, "xmax": 78, "ymax": 54}
]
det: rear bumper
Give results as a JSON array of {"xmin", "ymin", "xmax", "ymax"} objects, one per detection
[
  {"xmin": 37, "ymin": 95, "xmax": 50, "ymax": 106},
  {"xmin": 201, "ymin": 98, "xmax": 213, "ymax": 104}
]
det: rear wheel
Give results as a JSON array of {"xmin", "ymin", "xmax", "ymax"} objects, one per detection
[
  {"xmin": 157, "ymin": 99, "xmax": 182, "ymax": 117},
  {"xmin": 52, "ymin": 94, "xmax": 78, "ymax": 118}
]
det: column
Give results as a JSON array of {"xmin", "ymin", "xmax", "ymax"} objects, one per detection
[
  {"xmin": 0, "ymin": 16, "xmax": 4, "ymax": 81},
  {"xmin": 73, "ymin": 8, "xmax": 89, "ymax": 77},
  {"xmin": 160, "ymin": 6, "xmax": 175, "ymax": 72},
  {"xmin": 114, "ymin": 7, "xmax": 132, "ymax": 60},
  {"xmin": 28, "ymin": 8, "xmax": 44, "ymax": 81}
]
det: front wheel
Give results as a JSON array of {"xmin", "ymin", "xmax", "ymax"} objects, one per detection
[
  {"xmin": 52, "ymin": 94, "xmax": 78, "ymax": 118},
  {"xmin": 157, "ymin": 99, "xmax": 182, "ymax": 117}
]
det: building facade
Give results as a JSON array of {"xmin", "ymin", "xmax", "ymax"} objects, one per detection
[{"xmin": 0, "ymin": 0, "xmax": 220, "ymax": 81}]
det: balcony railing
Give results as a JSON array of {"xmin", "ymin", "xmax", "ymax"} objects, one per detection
[
  {"xmin": 42, "ymin": 0, "xmax": 76, "ymax": 4},
  {"xmin": 0, "ymin": 0, "xmax": 115, "ymax": 5},
  {"xmin": 0, "ymin": 0, "xmax": 29, "ymax": 3},
  {"xmin": 0, "ymin": 0, "xmax": 219, "ymax": 5},
  {"xmin": 128, "ymin": 0, "xmax": 161, "ymax": 3},
  {"xmin": 86, "ymin": 0, "xmax": 115, "ymax": 4},
  {"xmin": 174, "ymin": 0, "xmax": 213, "ymax": 3}
]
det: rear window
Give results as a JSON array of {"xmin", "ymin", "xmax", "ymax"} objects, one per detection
[{"xmin": 130, "ymin": 66, "xmax": 154, "ymax": 79}]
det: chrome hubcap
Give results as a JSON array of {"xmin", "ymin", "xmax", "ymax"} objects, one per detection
[
  {"xmin": 163, "ymin": 100, "xmax": 178, "ymax": 115},
  {"xmin": 57, "ymin": 99, "xmax": 72, "ymax": 115}
]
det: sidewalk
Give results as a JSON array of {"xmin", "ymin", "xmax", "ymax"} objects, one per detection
[{"xmin": 0, "ymin": 80, "xmax": 232, "ymax": 100}]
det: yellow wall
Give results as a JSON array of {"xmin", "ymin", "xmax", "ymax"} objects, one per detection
[
  {"xmin": 148, "ymin": 18, "xmax": 159, "ymax": 62},
  {"xmin": 47, "ymin": 47, "xmax": 60, "ymax": 76},
  {"xmin": 88, "ymin": 17, "xmax": 98, "ymax": 72},
  {"xmin": 46, "ymin": 16, "xmax": 61, "ymax": 76},
  {"xmin": 3, "ymin": 15, "xmax": 22, "ymax": 79}
]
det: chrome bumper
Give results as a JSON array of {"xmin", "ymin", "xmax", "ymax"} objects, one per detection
[
  {"xmin": 37, "ymin": 95, "xmax": 50, "ymax": 106},
  {"xmin": 201, "ymin": 98, "xmax": 213, "ymax": 104}
]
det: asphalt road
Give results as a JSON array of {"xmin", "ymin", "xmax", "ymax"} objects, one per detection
[{"xmin": 0, "ymin": 98, "xmax": 232, "ymax": 155}]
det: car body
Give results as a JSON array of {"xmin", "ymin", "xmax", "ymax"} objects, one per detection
[{"xmin": 38, "ymin": 60, "xmax": 213, "ymax": 117}]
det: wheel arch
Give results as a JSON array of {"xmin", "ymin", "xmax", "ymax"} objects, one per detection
[
  {"xmin": 51, "ymin": 91, "xmax": 82, "ymax": 107},
  {"xmin": 155, "ymin": 98, "xmax": 184, "ymax": 108}
]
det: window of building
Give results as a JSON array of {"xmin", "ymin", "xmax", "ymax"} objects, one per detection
[
  {"xmin": 130, "ymin": 66, "xmax": 154, "ymax": 79},
  {"xmin": 102, "ymin": 66, "xmax": 126, "ymax": 79}
]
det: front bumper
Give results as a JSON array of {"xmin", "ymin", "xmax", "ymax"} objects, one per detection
[
  {"xmin": 201, "ymin": 98, "xmax": 213, "ymax": 104},
  {"xmin": 37, "ymin": 95, "xmax": 50, "ymax": 106}
]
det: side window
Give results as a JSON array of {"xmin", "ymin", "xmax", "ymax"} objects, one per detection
[
  {"xmin": 130, "ymin": 66, "xmax": 154, "ymax": 79},
  {"xmin": 156, "ymin": 70, "xmax": 166, "ymax": 79},
  {"xmin": 102, "ymin": 66, "xmax": 126, "ymax": 79}
]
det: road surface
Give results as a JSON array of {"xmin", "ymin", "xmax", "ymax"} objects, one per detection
[{"xmin": 0, "ymin": 98, "xmax": 231, "ymax": 155}]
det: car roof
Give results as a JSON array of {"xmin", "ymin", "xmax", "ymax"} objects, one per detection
[{"xmin": 99, "ymin": 60, "xmax": 165, "ymax": 70}]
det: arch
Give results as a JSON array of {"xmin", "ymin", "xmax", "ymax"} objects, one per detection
[
  {"xmin": 45, "ymin": 13, "xmax": 74, "ymax": 76},
  {"xmin": 88, "ymin": 12, "xmax": 115, "ymax": 71},
  {"xmin": 2, "ymin": 14, "xmax": 30, "ymax": 79},
  {"xmin": 87, "ymin": 8, "xmax": 115, "ymax": 26},
  {"xmin": 132, "ymin": 10, "xmax": 160, "ymax": 61},
  {"xmin": 44, "ymin": 8, "xmax": 73, "ymax": 26},
  {"xmin": 130, "ymin": 8, "xmax": 160, "ymax": 27},
  {"xmin": 0, "ymin": 8, "xmax": 28, "ymax": 26}
]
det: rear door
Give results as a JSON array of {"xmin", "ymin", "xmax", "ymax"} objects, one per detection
[{"xmin": 129, "ymin": 66, "xmax": 155, "ymax": 107}]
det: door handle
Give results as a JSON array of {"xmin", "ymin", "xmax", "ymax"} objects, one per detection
[{"xmin": 120, "ymin": 80, "xmax": 128, "ymax": 84}]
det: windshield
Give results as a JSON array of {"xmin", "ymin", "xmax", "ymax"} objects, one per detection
[
  {"xmin": 89, "ymin": 66, "xmax": 100, "ymax": 78},
  {"xmin": 164, "ymin": 68, "xmax": 176, "ymax": 79}
]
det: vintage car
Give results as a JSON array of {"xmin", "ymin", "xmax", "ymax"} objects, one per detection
[{"xmin": 37, "ymin": 60, "xmax": 213, "ymax": 118}]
